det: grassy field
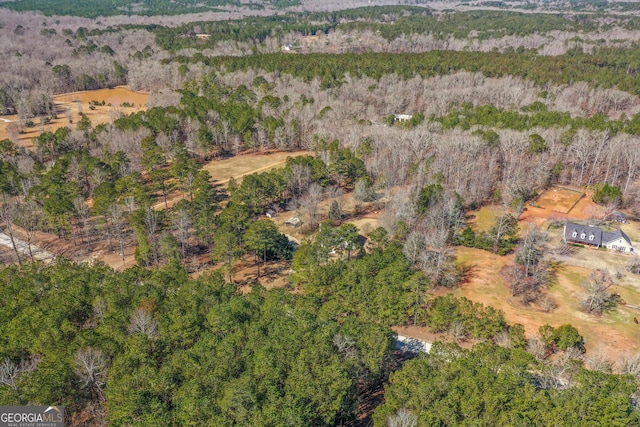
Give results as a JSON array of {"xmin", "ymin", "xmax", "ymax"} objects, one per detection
[
  {"xmin": 454, "ymin": 241, "xmax": 640, "ymax": 361},
  {"xmin": 0, "ymin": 87, "xmax": 149, "ymax": 151},
  {"xmin": 203, "ymin": 151, "xmax": 313, "ymax": 185},
  {"xmin": 467, "ymin": 205, "xmax": 500, "ymax": 232}
]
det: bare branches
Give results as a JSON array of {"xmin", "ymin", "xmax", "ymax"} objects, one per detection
[
  {"xmin": 127, "ymin": 307, "xmax": 159, "ymax": 340},
  {"xmin": 300, "ymin": 182, "xmax": 322, "ymax": 230},
  {"xmin": 388, "ymin": 408, "xmax": 418, "ymax": 427},
  {"xmin": 580, "ymin": 269, "xmax": 618, "ymax": 314},
  {"xmin": 0, "ymin": 356, "xmax": 39, "ymax": 398},
  {"xmin": 0, "ymin": 359, "xmax": 21, "ymax": 393},
  {"xmin": 74, "ymin": 348, "xmax": 109, "ymax": 401},
  {"xmin": 585, "ymin": 348, "xmax": 612, "ymax": 373},
  {"xmin": 172, "ymin": 207, "xmax": 191, "ymax": 261}
]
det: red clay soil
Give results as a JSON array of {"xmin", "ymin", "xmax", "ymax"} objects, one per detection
[{"xmin": 520, "ymin": 188, "xmax": 606, "ymax": 225}]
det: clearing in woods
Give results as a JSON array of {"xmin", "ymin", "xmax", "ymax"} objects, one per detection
[
  {"xmin": 203, "ymin": 151, "xmax": 313, "ymax": 185},
  {"xmin": 153, "ymin": 150, "xmax": 314, "ymax": 210},
  {"xmin": 459, "ymin": 188, "xmax": 639, "ymax": 361},
  {"xmin": 533, "ymin": 186, "xmax": 584, "ymax": 214},
  {"xmin": 0, "ymin": 86, "xmax": 149, "ymax": 151},
  {"xmin": 454, "ymin": 246, "xmax": 640, "ymax": 360}
]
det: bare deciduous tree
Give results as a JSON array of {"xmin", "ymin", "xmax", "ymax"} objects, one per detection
[
  {"xmin": 332, "ymin": 334, "xmax": 358, "ymax": 361},
  {"xmin": 74, "ymin": 196, "xmax": 91, "ymax": 246},
  {"xmin": 74, "ymin": 348, "xmax": 108, "ymax": 401},
  {"xmin": 172, "ymin": 207, "xmax": 191, "ymax": 261},
  {"xmin": 16, "ymin": 200, "xmax": 42, "ymax": 263},
  {"xmin": 449, "ymin": 321, "xmax": 467, "ymax": 343},
  {"xmin": 539, "ymin": 295, "xmax": 557, "ymax": 313},
  {"xmin": 144, "ymin": 207, "xmax": 161, "ymax": 267},
  {"xmin": 402, "ymin": 231, "xmax": 425, "ymax": 265},
  {"xmin": 527, "ymin": 338, "xmax": 547, "ymax": 361},
  {"xmin": 108, "ymin": 204, "xmax": 127, "ymax": 265},
  {"xmin": 388, "ymin": 408, "xmax": 418, "ymax": 427},
  {"xmin": 0, "ymin": 356, "xmax": 39, "ymax": 401},
  {"xmin": 580, "ymin": 269, "xmax": 617, "ymax": 314},
  {"xmin": 618, "ymin": 353, "xmax": 640, "ymax": 379},
  {"xmin": 0, "ymin": 359, "xmax": 21, "ymax": 394},
  {"xmin": 585, "ymin": 348, "xmax": 612, "ymax": 373},
  {"xmin": 300, "ymin": 182, "xmax": 322, "ymax": 230},
  {"xmin": 0, "ymin": 197, "xmax": 21, "ymax": 264},
  {"xmin": 127, "ymin": 307, "xmax": 159, "ymax": 340}
]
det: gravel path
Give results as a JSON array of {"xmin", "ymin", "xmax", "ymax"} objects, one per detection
[{"xmin": 0, "ymin": 232, "xmax": 55, "ymax": 261}]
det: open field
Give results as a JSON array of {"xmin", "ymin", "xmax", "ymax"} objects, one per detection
[
  {"xmin": 467, "ymin": 205, "xmax": 502, "ymax": 232},
  {"xmin": 454, "ymin": 237, "xmax": 640, "ymax": 361},
  {"xmin": 203, "ymin": 150, "xmax": 313, "ymax": 185},
  {"xmin": 53, "ymin": 87, "xmax": 149, "ymax": 107},
  {"xmin": 533, "ymin": 186, "xmax": 584, "ymax": 214},
  {"xmin": 152, "ymin": 150, "xmax": 314, "ymax": 210},
  {"xmin": 0, "ymin": 87, "xmax": 148, "ymax": 151}
]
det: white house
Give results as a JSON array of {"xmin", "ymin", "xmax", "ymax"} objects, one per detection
[
  {"xmin": 563, "ymin": 222, "xmax": 634, "ymax": 253},
  {"xmin": 602, "ymin": 230, "xmax": 634, "ymax": 252}
]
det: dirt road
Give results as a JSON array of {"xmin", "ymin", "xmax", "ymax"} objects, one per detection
[{"xmin": 0, "ymin": 232, "xmax": 55, "ymax": 261}]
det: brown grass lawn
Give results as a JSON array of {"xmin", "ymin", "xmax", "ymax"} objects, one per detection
[
  {"xmin": 621, "ymin": 221, "xmax": 640, "ymax": 242},
  {"xmin": 203, "ymin": 150, "xmax": 313, "ymax": 185},
  {"xmin": 453, "ymin": 245, "xmax": 640, "ymax": 361},
  {"xmin": 0, "ymin": 87, "xmax": 149, "ymax": 151},
  {"xmin": 467, "ymin": 205, "xmax": 500, "ymax": 232}
]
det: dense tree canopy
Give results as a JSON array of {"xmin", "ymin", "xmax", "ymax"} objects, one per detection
[
  {"xmin": 0, "ymin": 260, "xmax": 395, "ymax": 425},
  {"xmin": 375, "ymin": 342, "xmax": 640, "ymax": 426}
]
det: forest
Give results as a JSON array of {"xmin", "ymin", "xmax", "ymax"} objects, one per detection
[
  {"xmin": 2, "ymin": 1, "xmax": 640, "ymax": 425},
  {"xmin": 0, "ymin": 0, "xmax": 300, "ymax": 19}
]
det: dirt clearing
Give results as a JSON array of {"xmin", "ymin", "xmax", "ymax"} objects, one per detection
[
  {"xmin": 534, "ymin": 186, "xmax": 584, "ymax": 214},
  {"xmin": 521, "ymin": 187, "xmax": 606, "ymax": 224}
]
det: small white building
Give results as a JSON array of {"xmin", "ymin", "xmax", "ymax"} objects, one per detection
[{"xmin": 394, "ymin": 114, "xmax": 412, "ymax": 122}]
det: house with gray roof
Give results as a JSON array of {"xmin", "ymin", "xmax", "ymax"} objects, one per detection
[{"xmin": 563, "ymin": 222, "xmax": 634, "ymax": 253}]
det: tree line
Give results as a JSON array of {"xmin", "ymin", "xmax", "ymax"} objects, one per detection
[{"xmin": 177, "ymin": 48, "xmax": 640, "ymax": 94}]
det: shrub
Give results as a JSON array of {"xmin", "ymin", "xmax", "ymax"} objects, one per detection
[{"xmin": 592, "ymin": 182, "xmax": 623, "ymax": 207}]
